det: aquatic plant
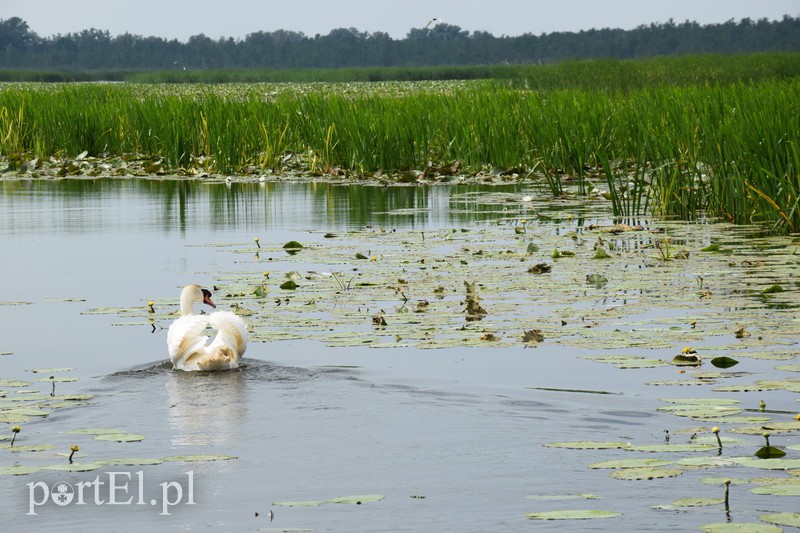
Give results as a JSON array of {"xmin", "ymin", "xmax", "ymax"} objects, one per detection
[{"xmin": 1, "ymin": 66, "xmax": 799, "ymax": 230}]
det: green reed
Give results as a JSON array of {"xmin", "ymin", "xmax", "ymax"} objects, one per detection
[{"xmin": 0, "ymin": 66, "xmax": 798, "ymax": 231}]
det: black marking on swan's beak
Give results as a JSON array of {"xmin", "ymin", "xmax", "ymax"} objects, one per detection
[{"xmin": 201, "ymin": 288, "xmax": 216, "ymax": 308}]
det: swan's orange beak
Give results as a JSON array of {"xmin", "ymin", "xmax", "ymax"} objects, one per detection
[{"xmin": 201, "ymin": 289, "xmax": 216, "ymax": 308}]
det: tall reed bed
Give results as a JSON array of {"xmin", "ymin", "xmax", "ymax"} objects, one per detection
[{"xmin": 0, "ymin": 78, "xmax": 798, "ymax": 231}]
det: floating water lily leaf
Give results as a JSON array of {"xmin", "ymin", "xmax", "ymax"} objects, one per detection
[
  {"xmin": 0, "ymin": 465, "xmax": 42, "ymax": 475},
  {"xmin": 759, "ymin": 513, "xmax": 800, "ymax": 528},
  {"xmin": 0, "ymin": 379, "xmax": 32, "ymax": 387},
  {"xmin": 700, "ymin": 523, "xmax": 782, "ymax": 533},
  {"xmin": 590, "ymin": 458, "xmax": 673, "ymax": 469},
  {"xmin": 161, "ymin": 454, "xmax": 237, "ymax": 462},
  {"xmin": 326, "ymin": 494, "xmax": 384, "ymax": 505},
  {"xmin": 775, "ymin": 364, "xmax": 800, "ymax": 372},
  {"xmin": 97, "ymin": 458, "xmax": 164, "ymax": 466},
  {"xmin": 670, "ymin": 497, "xmax": 724, "ymax": 507},
  {"xmin": 0, "ymin": 413, "xmax": 31, "ymax": 423},
  {"xmin": 68, "ymin": 428, "xmax": 126, "ymax": 435},
  {"xmin": 751, "ymin": 484, "xmax": 800, "ymax": 496},
  {"xmin": 626, "ymin": 443, "xmax": 717, "ymax": 453},
  {"xmin": 58, "ymin": 394, "xmax": 94, "ymax": 401},
  {"xmin": 647, "ymin": 380, "xmax": 707, "ymax": 386},
  {"xmin": 526, "ymin": 494, "xmax": 598, "ymax": 501},
  {"xmin": 755, "ymin": 446, "xmax": 787, "ymax": 459},
  {"xmin": 586, "ymin": 274, "xmax": 608, "ymax": 288},
  {"xmin": 272, "ymin": 500, "xmax": 326, "ymax": 507},
  {"xmin": 660, "ymin": 398, "xmax": 741, "ymax": 406},
  {"xmin": 93, "ymin": 433, "xmax": 145, "ymax": 442},
  {"xmin": 280, "ymin": 280, "xmax": 299, "ymax": 290},
  {"xmin": 258, "ymin": 529, "xmax": 313, "ymax": 532},
  {"xmin": 711, "ymin": 356, "xmax": 739, "ymax": 369},
  {"xmin": 35, "ymin": 377, "xmax": 77, "ymax": 382},
  {"xmin": 614, "ymin": 359, "xmax": 668, "ymax": 369},
  {"xmin": 677, "ymin": 457, "xmax": 739, "ymax": 468},
  {"xmin": 735, "ymin": 457, "xmax": 800, "ymax": 470},
  {"xmin": 700, "ymin": 477, "xmax": 748, "ymax": 485},
  {"xmin": 3, "ymin": 408, "xmax": 49, "ymax": 417},
  {"xmin": 609, "ymin": 467, "xmax": 683, "ymax": 480},
  {"xmin": 5, "ymin": 444, "xmax": 56, "ymax": 452},
  {"xmin": 30, "ymin": 368, "xmax": 74, "ymax": 373},
  {"xmin": 524, "ymin": 510, "xmax": 621, "ymax": 520},
  {"xmin": 283, "ymin": 241, "xmax": 304, "ymax": 255},
  {"xmin": 732, "ymin": 422, "xmax": 800, "ymax": 434},
  {"xmin": 544, "ymin": 441, "xmax": 631, "ymax": 450},
  {"xmin": 44, "ymin": 462, "xmax": 103, "ymax": 472}
]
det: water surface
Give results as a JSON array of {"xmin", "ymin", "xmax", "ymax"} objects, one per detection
[{"xmin": 1, "ymin": 179, "xmax": 797, "ymax": 532}]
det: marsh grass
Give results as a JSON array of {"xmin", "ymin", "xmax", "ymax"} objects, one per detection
[{"xmin": 1, "ymin": 54, "xmax": 799, "ymax": 231}]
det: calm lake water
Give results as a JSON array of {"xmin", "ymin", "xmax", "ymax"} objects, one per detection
[{"xmin": 0, "ymin": 179, "xmax": 797, "ymax": 532}]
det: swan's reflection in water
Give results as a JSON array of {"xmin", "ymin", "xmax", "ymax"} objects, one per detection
[
  {"xmin": 164, "ymin": 366, "xmax": 247, "ymax": 447},
  {"xmin": 103, "ymin": 358, "xmax": 322, "ymax": 449}
]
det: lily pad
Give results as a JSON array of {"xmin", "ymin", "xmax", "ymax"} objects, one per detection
[
  {"xmin": 4, "ymin": 444, "xmax": 56, "ymax": 452},
  {"xmin": 609, "ymin": 467, "xmax": 683, "ymax": 480},
  {"xmin": 272, "ymin": 500, "xmax": 326, "ymax": 507},
  {"xmin": 43, "ymin": 462, "xmax": 103, "ymax": 472},
  {"xmin": 735, "ymin": 457, "xmax": 800, "ymax": 470},
  {"xmin": 700, "ymin": 523, "xmax": 782, "ymax": 533},
  {"xmin": 93, "ymin": 433, "xmax": 145, "ymax": 442},
  {"xmin": 526, "ymin": 494, "xmax": 598, "ymax": 501},
  {"xmin": 326, "ymin": 494, "xmax": 384, "ymax": 505},
  {"xmin": 711, "ymin": 356, "xmax": 739, "ymax": 369},
  {"xmin": 68, "ymin": 428, "xmax": 127, "ymax": 435},
  {"xmin": 589, "ymin": 458, "xmax": 673, "ymax": 469},
  {"xmin": 700, "ymin": 477, "xmax": 748, "ymax": 485},
  {"xmin": 626, "ymin": 443, "xmax": 717, "ymax": 453},
  {"xmin": 0, "ymin": 379, "xmax": 32, "ymax": 387},
  {"xmin": 524, "ymin": 509, "xmax": 621, "ymax": 520},
  {"xmin": 0, "ymin": 465, "xmax": 42, "ymax": 475},
  {"xmin": 670, "ymin": 497, "xmax": 725, "ymax": 507},
  {"xmin": 544, "ymin": 441, "xmax": 631, "ymax": 450},
  {"xmin": 97, "ymin": 458, "xmax": 164, "ymax": 466},
  {"xmin": 751, "ymin": 484, "xmax": 800, "ymax": 496},
  {"xmin": 161, "ymin": 454, "xmax": 237, "ymax": 462},
  {"xmin": 759, "ymin": 513, "xmax": 800, "ymax": 528},
  {"xmin": 677, "ymin": 457, "xmax": 739, "ymax": 468}
]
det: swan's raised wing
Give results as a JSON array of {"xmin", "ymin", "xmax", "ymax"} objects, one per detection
[
  {"xmin": 167, "ymin": 314, "xmax": 211, "ymax": 366},
  {"xmin": 208, "ymin": 311, "xmax": 248, "ymax": 358}
]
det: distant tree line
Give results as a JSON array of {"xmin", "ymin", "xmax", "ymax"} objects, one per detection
[{"xmin": 1, "ymin": 15, "xmax": 799, "ymax": 70}]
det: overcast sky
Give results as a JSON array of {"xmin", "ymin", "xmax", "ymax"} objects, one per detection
[{"xmin": 5, "ymin": 0, "xmax": 798, "ymax": 41}]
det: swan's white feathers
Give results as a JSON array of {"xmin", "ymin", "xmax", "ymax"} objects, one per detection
[
  {"xmin": 167, "ymin": 285, "xmax": 248, "ymax": 371},
  {"xmin": 167, "ymin": 315, "xmax": 211, "ymax": 364},
  {"xmin": 207, "ymin": 311, "xmax": 248, "ymax": 356}
]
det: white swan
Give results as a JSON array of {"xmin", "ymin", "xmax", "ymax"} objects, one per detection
[{"xmin": 167, "ymin": 285, "xmax": 247, "ymax": 371}]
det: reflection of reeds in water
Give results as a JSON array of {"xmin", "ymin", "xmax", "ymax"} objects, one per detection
[
  {"xmin": 165, "ymin": 369, "xmax": 247, "ymax": 447},
  {"xmin": 1, "ymin": 63, "xmax": 798, "ymax": 231}
]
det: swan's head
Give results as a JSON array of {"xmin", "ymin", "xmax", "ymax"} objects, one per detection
[
  {"xmin": 181, "ymin": 284, "xmax": 216, "ymax": 314},
  {"xmin": 200, "ymin": 288, "xmax": 216, "ymax": 308}
]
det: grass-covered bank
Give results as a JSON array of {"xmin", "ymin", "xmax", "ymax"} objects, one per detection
[
  {"xmin": 1, "ymin": 54, "xmax": 799, "ymax": 232},
  {"xmin": 2, "ymin": 53, "xmax": 800, "ymax": 86}
]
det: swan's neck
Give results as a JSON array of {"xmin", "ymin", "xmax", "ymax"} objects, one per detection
[{"xmin": 179, "ymin": 288, "xmax": 196, "ymax": 316}]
